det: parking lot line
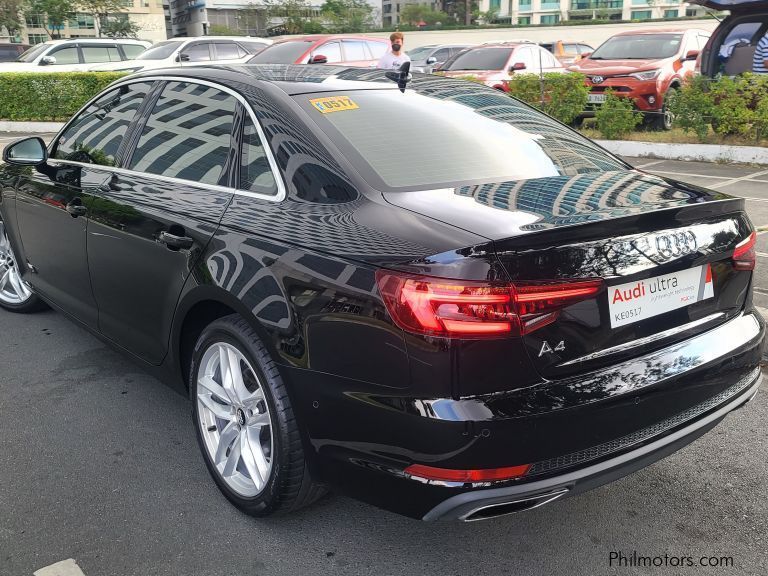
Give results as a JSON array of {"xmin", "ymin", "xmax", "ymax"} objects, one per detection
[
  {"xmin": 33, "ymin": 559, "xmax": 86, "ymax": 576},
  {"xmin": 708, "ymin": 169, "xmax": 768, "ymax": 190},
  {"xmin": 648, "ymin": 169, "xmax": 732, "ymax": 180},
  {"xmin": 635, "ymin": 160, "xmax": 666, "ymax": 169}
]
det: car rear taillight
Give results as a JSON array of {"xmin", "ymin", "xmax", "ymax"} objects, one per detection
[
  {"xmin": 375, "ymin": 271, "xmax": 603, "ymax": 338},
  {"xmin": 404, "ymin": 463, "xmax": 530, "ymax": 483},
  {"xmin": 733, "ymin": 231, "xmax": 756, "ymax": 271}
]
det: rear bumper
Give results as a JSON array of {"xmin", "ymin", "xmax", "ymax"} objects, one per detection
[{"xmin": 424, "ymin": 369, "xmax": 761, "ymax": 521}]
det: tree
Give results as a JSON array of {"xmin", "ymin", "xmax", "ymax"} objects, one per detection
[
  {"xmin": 0, "ymin": 0, "xmax": 24, "ymax": 37},
  {"xmin": 321, "ymin": 0, "xmax": 372, "ymax": 33},
  {"xmin": 77, "ymin": 0, "xmax": 129, "ymax": 37},
  {"xmin": 263, "ymin": 0, "xmax": 319, "ymax": 35},
  {"xmin": 209, "ymin": 23, "xmax": 240, "ymax": 35},
  {"xmin": 100, "ymin": 14, "xmax": 140, "ymax": 37},
  {"xmin": 24, "ymin": 0, "xmax": 75, "ymax": 39}
]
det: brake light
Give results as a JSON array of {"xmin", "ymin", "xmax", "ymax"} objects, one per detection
[
  {"xmin": 404, "ymin": 463, "xmax": 530, "ymax": 483},
  {"xmin": 375, "ymin": 271, "xmax": 603, "ymax": 338},
  {"xmin": 733, "ymin": 231, "xmax": 756, "ymax": 271}
]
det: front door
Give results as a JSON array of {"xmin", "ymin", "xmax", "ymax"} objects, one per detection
[
  {"xmin": 14, "ymin": 81, "xmax": 154, "ymax": 326},
  {"xmin": 87, "ymin": 80, "xmax": 238, "ymax": 364}
]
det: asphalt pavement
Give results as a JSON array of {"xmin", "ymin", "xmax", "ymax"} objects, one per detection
[{"xmin": 0, "ymin": 144, "xmax": 767, "ymax": 576}]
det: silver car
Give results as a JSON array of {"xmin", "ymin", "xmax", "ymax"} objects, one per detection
[{"xmin": 407, "ymin": 44, "xmax": 473, "ymax": 73}]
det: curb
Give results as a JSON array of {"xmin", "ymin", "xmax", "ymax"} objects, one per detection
[
  {"xmin": 0, "ymin": 121, "xmax": 64, "ymax": 133},
  {"xmin": 596, "ymin": 140, "xmax": 768, "ymax": 165}
]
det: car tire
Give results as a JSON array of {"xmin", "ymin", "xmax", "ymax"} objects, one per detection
[
  {"xmin": 653, "ymin": 87, "xmax": 678, "ymax": 131},
  {"xmin": 0, "ymin": 220, "xmax": 46, "ymax": 313},
  {"xmin": 191, "ymin": 314, "xmax": 325, "ymax": 517},
  {"xmin": 570, "ymin": 116, "xmax": 585, "ymax": 128}
]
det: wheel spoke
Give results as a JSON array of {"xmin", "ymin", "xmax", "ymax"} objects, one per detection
[
  {"xmin": 241, "ymin": 387, "xmax": 264, "ymax": 410},
  {"xmin": 248, "ymin": 427, "xmax": 271, "ymax": 481},
  {"xmin": 198, "ymin": 374, "xmax": 229, "ymax": 404},
  {"xmin": 248, "ymin": 410, "xmax": 270, "ymax": 428},
  {"xmin": 221, "ymin": 430, "xmax": 242, "ymax": 478},
  {"xmin": 8, "ymin": 269, "xmax": 25, "ymax": 298},
  {"xmin": 0, "ymin": 269, "xmax": 10, "ymax": 292},
  {"xmin": 214, "ymin": 421, "xmax": 239, "ymax": 466},
  {"xmin": 226, "ymin": 348, "xmax": 246, "ymax": 401},
  {"xmin": 240, "ymin": 431, "xmax": 263, "ymax": 488},
  {"xmin": 198, "ymin": 392, "xmax": 233, "ymax": 420}
]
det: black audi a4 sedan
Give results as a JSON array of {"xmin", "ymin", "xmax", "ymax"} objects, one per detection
[{"xmin": 0, "ymin": 65, "xmax": 763, "ymax": 521}]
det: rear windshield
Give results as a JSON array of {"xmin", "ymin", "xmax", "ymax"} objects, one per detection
[
  {"xmin": 444, "ymin": 47, "xmax": 513, "ymax": 71},
  {"xmin": 137, "ymin": 40, "xmax": 183, "ymax": 60},
  {"xmin": 295, "ymin": 84, "xmax": 625, "ymax": 191},
  {"xmin": 590, "ymin": 34, "xmax": 683, "ymax": 60},
  {"xmin": 249, "ymin": 41, "xmax": 313, "ymax": 64}
]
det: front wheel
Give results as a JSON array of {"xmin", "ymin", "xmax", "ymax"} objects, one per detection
[
  {"xmin": 191, "ymin": 315, "xmax": 325, "ymax": 516},
  {"xmin": 652, "ymin": 88, "xmax": 677, "ymax": 131},
  {"xmin": 0, "ymin": 220, "xmax": 46, "ymax": 313}
]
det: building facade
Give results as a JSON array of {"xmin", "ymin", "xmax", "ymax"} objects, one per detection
[
  {"xmin": 476, "ymin": 0, "xmax": 707, "ymax": 25},
  {"xmin": 17, "ymin": 0, "xmax": 166, "ymax": 44}
]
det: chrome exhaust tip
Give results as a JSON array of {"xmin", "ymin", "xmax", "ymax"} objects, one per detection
[{"xmin": 459, "ymin": 488, "xmax": 569, "ymax": 522}]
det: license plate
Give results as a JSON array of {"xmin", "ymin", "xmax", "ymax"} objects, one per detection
[
  {"xmin": 588, "ymin": 93, "xmax": 607, "ymax": 104},
  {"xmin": 608, "ymin": 265, "xmax": 714, "ymax": 328}
]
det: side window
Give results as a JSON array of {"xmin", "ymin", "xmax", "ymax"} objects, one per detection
[
  {"xmin": 81, "ymin": 46, "xmax": 120, "ymax": 63},
  {"xmin": 122, "ymin": 44, "xmax": 146, "ymax": 59},
  {"xmin": 128, "ymin": 82, "xmax": 236, "ymax": 186},
  {"xmin": 432, "ymin": 48, "xmax": 451, "ymax": 62},
  {"xmin": 47, "ymin": 46, "xmax": 80, "ymax": 65},
  {"xmin": 181, "ymin": 42, "xmax": 212, "ymax": 62},
  {"xmin": 514, "ymin": 47, "xmax": 534, "ymax": 70},
  {"xmin": 54, "ymin": 82, "xmax": 153, "ymax": 166},
  {"xmin": 240, "ymin": 115, "xmax": 278, "ymax": 196},
  {"xmin": 214, "ymin": 42, "xmax": 241, "ymax": 60},
  {"xmin": 342, "ymin": 40, "xmax": 369, "ymax": 61},
  {"xmin": 578, "ymin": 44, "xmax": 594, "ymax": 54},
  {"xmin": 366, "ymin": 41, "xmax": 387, "ymax": 59},
  {"xmin": 314, "ymin": 41, "xmax": 342, "ymax": 63}
]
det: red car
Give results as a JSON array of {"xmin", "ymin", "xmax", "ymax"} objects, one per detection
[
  {"xmin": 248, "ymin": 35, "xmax": 389, "ymax": 67},
  {"xmin": 440, "ymin": 42, "xmax": 565, "ymax": 91},
  {"xmin": 569, "ymin": 28, "xmax": 711, "ymax": 129}
]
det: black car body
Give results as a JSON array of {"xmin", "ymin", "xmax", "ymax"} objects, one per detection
[
  {"xmin": 693, "ymin": 0, "xmax": 768, "ymax": 76},
  {"xmin": 0, "ymin": 65, "xmax": 763, "ymax": 521}
]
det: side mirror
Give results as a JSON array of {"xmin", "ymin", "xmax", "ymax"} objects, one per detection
[
  {"xmin": 580, "ymin": 52, "xmax": 592, "ymax": 59},
  {"xmin": 309, "ymin": 54, "xmax": 328, "ymax": 64},
  {"xmin": 426, "ymin": 56, "xmax": 437, "ymax": 65},
  {"xmin": 176, "ymin": 53, "xmax": 190, "ymax": 62},
  {"xmin": 2, "ymin": 137, "xmax": 47, "ymax": 166},
  {"xmin": 683, "ymin": 49, "xmax": 700, "ymax": 62},
  {"xmin": 510, "ymin": 62, "xmax": 526, "ymax": 72},
  {"xmin": 39, "ymin": 55, "xmax": 56, "ymax": 66}
]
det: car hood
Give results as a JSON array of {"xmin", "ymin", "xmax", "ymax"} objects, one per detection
[
  {"xmin": 688, "ymin": 0, "xmax": 767, "ymax": 10},
  {"xmin": 570, "ymin": 58, "xmax": 665, "ymax": 75},
  {"xmin": 381, "ymin": 170, "xmax": 723, "ymax": 241},
  {"xmin": 442, "ymin": 69, "xmax": 506, "ymax": 81}
]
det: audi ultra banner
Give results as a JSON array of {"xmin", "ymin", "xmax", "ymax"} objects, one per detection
[{"xmin": 608, "ymin": 264, "xmax": 714, "ymax": 328}]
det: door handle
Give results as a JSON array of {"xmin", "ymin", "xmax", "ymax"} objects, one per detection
[
  {"xmin": 66, "ymin": 203, "xmax": 87, "ymax": 217},
  {"xmin": 158, "ymin": 231, "xmax": 194, "ymax": 250}
]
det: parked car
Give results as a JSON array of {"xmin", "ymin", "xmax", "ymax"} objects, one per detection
[
  {"xmin": 692, "ymin": 0, "xmax": 768, "ymax": 77},
  {"xmin": 89, "ymin": 36, "xmax": 271, "ymax": 73},
  {"xmin": 248, "ymin": 35, "xmax": 389, "ymax": 66},
  {"xmin": 568, "ymin": 29, "xmax": 710, "ymax": 129},
  {"xmin": 0, "ymin": 65, "xmax": 762, "ymax": 521},
  {"xmin": 540, "ymin": 40, "xmax": 594, "ymax": 66},
  {"xmin": 0, "ymin": 43, "xmax": 30, "ymax": 63},
  {"xmin": 407, "ymin": 44, "xmax": 473, "ymax": 73},
  {"xmin": 440, "ymin": 42, "xmax": 565, "ymax": 90},
  {"xmin": 0, "ymin": 39, "xmax": 151, "ymax": 72}
]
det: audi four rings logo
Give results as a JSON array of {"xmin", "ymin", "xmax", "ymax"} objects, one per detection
[
  {"xmin": 613, "ymin": 231, "xmax": 698, "ymax": 262},
  {"xmin": 589, "ymin": 76, "xmax": 604, "ymax": 84}
]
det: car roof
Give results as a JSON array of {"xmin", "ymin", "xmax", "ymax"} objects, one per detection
[
  {"xmin": 274, "ymin": 35, "xmax": 388, "ymax": 43},
  {"xmin": 613, "ymin": 28, "xmax": 705, "ymax": 36},
  {"xmin": 43, "ymin": 38, "xmax": 150, "ymax": 45},
  {"xmin": 167, "ymin": 36, "xmax": 270, "ymax": 42}
]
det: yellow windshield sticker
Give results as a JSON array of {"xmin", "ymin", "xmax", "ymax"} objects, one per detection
[{"xmin": 310, "ymin": 96, "xmax": 359, "ymax": 114}]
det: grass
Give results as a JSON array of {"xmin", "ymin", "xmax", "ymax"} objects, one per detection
[{"xmin": 578, "ymin": 121, "xmax": 768, "ymax": 148}]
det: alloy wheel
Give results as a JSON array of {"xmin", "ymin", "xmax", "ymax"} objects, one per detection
[
  {"xmin": 196, "ymin": 342, "xmax": 274, "ymax": 498},
  {"xmin": 0, "ymin": 222, "xmax": 33, "ymax": 305}
]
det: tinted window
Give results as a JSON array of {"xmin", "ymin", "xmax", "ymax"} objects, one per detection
[
  {"xmin": 314, "ymin": 41, "xmax": 341, "ymax": 63},
  {"xmin": 445, "ymin": 47, "xmax": 513, "ymax": 71},
  {"xmin": 82, "ymin": 46, "xmax": 121, "ymax": 63},
  {"xmin": 432, "ymin": 48, "xmax": 451, "ymax": 61},
  {"xmin": 240, "ymin": 116, "xmax": 278, "ymax": 196},
  {"xmin": 297, "ymin": 88, "xmax": 624, "ymax": 190},
  {"xmin": 540, "ymin": 43, "xmax": 554, "ymax": 52},
  {"xmin": 563, "ymin": 44, "xmax": 579, "ymax": 53},
  {"xmin": 578, "ymin": 44, "xmax": 594, "ymax": 54},
  {"xmin": 122, "ymin": 44, "xmax": 146, "ymax": 59},
  {"xmin": 215, "ymin": 42, "xmax": 241, "ymax": 60},
  {"xmin": 239, "ymin": 41, "xmax": 269, "ymax": 54},
  {"xmin": 249, "ymin": 40, "xmax": 313, "ymax": 64},
  {"xmin": 47, "ymin": 46, "xmax": 79, "ymax": 65},
  {"xmin": 590, "ymin": 34, "xmax": 683, "ymax": 60},
  {"xmin": 137, "ymin": 40, "xmax": 183, "ymax": 60},
  {"xmin": 366, "ymin": 41, "xmax": 387, "ymax": 59},
  {"xmin": 54, "ymin": 82, "xmax": 153, "ymax": 166},
  {"xmin": 181, "ymin": 42, "xmax": 211, "ymax": 62},
  {"xmin": 129, "ymin": 82, "xmax": 236, "ymax": 186},
  {"xmin": 342, "ymin": 40, "xmax": 368, "ymax": 61},
  {"xmin": 406, "ymin": 45, "xmax": 435, "ymax": 60}
]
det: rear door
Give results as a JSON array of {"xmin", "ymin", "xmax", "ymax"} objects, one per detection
[
  {"xmin": 86, "ymin": 80, "xmax": 238, "ymax": 364},
  {"xmin": 179, "ymin": 41, "xmax": 213, "ymax": 66}
]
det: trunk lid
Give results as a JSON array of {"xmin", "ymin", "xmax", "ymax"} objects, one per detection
[{"xmin": 383, "ymin": 170, "xmax": 754, "ymax": 378}]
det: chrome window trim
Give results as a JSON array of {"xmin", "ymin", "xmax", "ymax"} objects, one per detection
[{"xmin": 49, "ymin": 74, "xmax": 287, "ymax": 203}]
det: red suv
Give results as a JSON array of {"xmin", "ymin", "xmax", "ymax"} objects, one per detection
[
  {"xmin": 569, "ymin": 28, "xmax": 710, "ymax": 129},
  {"xmin": 248, "ymin": 35, "xmax": 389, "ymax": 67}
]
